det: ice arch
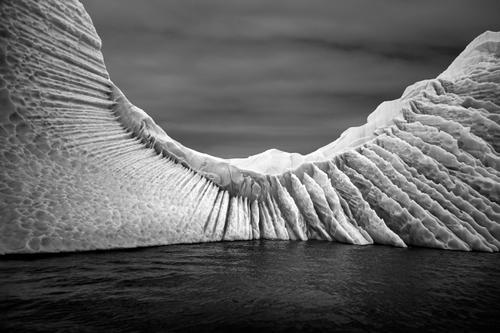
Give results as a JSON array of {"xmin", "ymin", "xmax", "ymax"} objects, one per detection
[{"xmin": 1, "ymin": 0, "xmax": 499, "ymax": 254}]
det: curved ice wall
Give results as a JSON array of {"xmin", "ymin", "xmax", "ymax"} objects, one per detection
[{"xmin": 1, "ymin": 0, "xmax": 499, "ymax": 254}]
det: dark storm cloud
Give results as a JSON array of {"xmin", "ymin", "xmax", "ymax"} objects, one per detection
[
  {"xmin": 82, "ymin": 0, "xmax": 500, "ymax": 158},
  {"xmin": 289, "ymin": 37, "xmax": 464, "ymax": 62}
]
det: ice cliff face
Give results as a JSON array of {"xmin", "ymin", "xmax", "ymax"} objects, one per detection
[{"xmin": 1, "ymin": 0, "xmax": 499, "ymax": 254}]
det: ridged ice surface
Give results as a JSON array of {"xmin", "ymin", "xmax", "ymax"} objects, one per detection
[{"xmin": 0, "ymin": 0, "xmax": 499, "ymax": 254}]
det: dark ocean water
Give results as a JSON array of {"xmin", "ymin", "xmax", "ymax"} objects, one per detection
[{"xmin": 1, "ymin": 241, "xmax": 499, "ymax": 332}]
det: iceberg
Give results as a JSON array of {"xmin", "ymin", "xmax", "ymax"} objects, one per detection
[{"xmin": 0, "ymin": 0, "xmax": 499, "ymax": 254}]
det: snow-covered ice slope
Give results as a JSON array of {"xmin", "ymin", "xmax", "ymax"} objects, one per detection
[{"xmin": 0, "ymin": 0, "xmax": 499, "ymax": 254}]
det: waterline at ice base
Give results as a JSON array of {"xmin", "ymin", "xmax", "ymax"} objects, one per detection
[{"xmin": 1, "ymin": 0, "xmax": 500, "ymax": 254}]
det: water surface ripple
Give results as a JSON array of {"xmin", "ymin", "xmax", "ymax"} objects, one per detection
[{"xmin": 1, "ymin": 241, "xmax": 499, "ymax": 332}]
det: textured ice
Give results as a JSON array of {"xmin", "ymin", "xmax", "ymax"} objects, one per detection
[{"xmin": 0, "ymin": 0, "xmax": 499, "ymax": 254}]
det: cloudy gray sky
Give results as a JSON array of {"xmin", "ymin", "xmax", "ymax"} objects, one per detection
[{"xmin": 83, "ymin": 0, "xmax": 500, "ymax": 158}]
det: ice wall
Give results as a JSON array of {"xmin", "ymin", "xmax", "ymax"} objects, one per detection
[{"xmin": 0, "ymin": 0, "xmax": 499, "ymax": 253}]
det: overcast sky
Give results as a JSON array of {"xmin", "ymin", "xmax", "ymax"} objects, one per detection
[{"xmin": 83, "ymin": 0, "xmax": 500, "ymax": 158}]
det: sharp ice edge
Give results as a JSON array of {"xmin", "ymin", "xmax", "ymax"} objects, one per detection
[{"xmin": 0, "ymin": 1, "xmax": 499, "ymax": 254}]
